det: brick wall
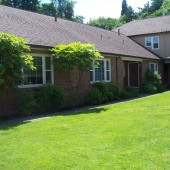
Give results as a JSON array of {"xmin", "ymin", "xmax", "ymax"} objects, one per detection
[
  {"xmin": 0, "ymin": 48, "xmax": 163, "ymax": 117},
  {"xmin": 0, "ymin": 91, "xmax": 19, "ymax": 117}
]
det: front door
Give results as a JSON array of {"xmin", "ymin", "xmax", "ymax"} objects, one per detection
[{"xmin": 128, "ymin": 62, "xmax": 139, "ymax": 87}]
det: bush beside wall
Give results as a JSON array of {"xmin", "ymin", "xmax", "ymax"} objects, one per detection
[
  {"xmin": 87, "ymin": 82, "xmax": 139, "ymax": 105},
  {"xmin": 18, "ymin": 84, "xmax": 68, "ymax": 116},
  {"xmin": 140, "ymin": 70, "xmax": 166, "ymax": 94}
]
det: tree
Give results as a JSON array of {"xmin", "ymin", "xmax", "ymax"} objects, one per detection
[
  {"xmin": 74, "ymin": 15, "xmax": 84, "ymax": 23},
  {"xmin": 88, "ymin": 17, "xmax": 121, "ymax": 30},
  {"xmin": 137, "ymin": 0, "xmax": 166, "ymax": 19},
  {"xmin": 0, "ymin": 0, "xmax": 40, "ymax": 11},
  {"xmin": 51, "ymin": 0, "xmax": 67, "ymax": 18},
  {"xmin": 149, "ymin": 0, "xmax": 164, "ymax": 14},
  {"xmin": 64, "ymin": 0, "xmax": 75, "ymax": 20},
  {"xmin": 0, "ymin": 33, "xmax": 35, "ymax": 92},
  {"xmin": 39, "ymin": 3, "xmax": 56, "ymax": 16},
  {"xmin": 19, "ymin": 0, "xmax": 40, "ymax": 11},
  {"xmin": 123, "ymin": 6, "xmax": 136, "ymax": 23},
  {"xmin": 51, "ymin": 42, "xmax": 103, "ymax": 103},
  {"xmin": 121, "ymin": 0, "xmax": 128, "ymax": 16},
  {"xmin": 51, "ymin": 0, "xmax": 76, "ymax": 20}
]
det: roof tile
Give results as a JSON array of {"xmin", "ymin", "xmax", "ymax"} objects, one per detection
[
  {"xmin": 0, "ymin": 5, "xmax": 159, "ymax": 60},
  {"xmin": 114, "ymin": 15, "xmax": 170, "ymax": 36}
]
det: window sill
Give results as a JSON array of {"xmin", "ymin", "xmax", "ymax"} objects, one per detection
[
  {"xmin": 90, "ymin": 80, "xmax": 111, "ymax": 84},
  {"xmin": 18, "ymin": 84, "xmax": 43, "ymax": 89}
]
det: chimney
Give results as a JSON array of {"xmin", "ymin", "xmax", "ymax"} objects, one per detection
[{"xmin": 118, "ymin": 29, "xmax": 120, "ymax": 35}]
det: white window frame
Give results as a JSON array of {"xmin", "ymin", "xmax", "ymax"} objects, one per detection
[
  {"xmin": 149, "ymin": 63, "xmax": 158, "ymax": 73},
  {"xmin": 145, "ymin": 36, "xmax": 159, "ymax": 50},
  {"xmin": 90, "ymin": 59, "xmax": 111, "ymax": 83},
  {"xmin": 18, "ymin": 54, "xmax": 54, "ymax": 88}
]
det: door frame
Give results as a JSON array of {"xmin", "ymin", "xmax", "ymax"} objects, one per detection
[{"xmin": 128, "ymin": 62, "xmax": 140, "ymax": 87}]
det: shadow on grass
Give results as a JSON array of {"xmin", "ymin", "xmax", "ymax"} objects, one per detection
[
  {"xmin": 0, "ymin": 107, "xmax": 107, "ymax": 130},
  {"xmin": 0, "ymin": 121, "xmax": 29, "ymax": 130}
]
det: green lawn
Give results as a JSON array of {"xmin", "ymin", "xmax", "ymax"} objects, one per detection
[{"xmin": 0, "ymin": 92, "xmax": 170, "ymax": 170}]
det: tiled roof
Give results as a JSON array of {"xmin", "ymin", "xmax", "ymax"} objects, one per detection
[
  {"xmin": 0, "ymin": 5, "xmax": 159, "ymax": 60},
  {"xmin": 114, "ymin": 15, "xmax": 170, "ymax": 36}
]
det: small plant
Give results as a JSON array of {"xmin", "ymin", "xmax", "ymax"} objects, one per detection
[
  {"xmin": 122, "ymin": 86, "xmax": 139, "ymax": 99},
  {"xmin": 36, "ymin": 84, "xmax": 67, "ymax": 112},
  {"xmin": 18, "ymin": 92, "xmax": 38, "ymax": 116},
  {"xmin": 87, "ymin": 88, "xmax": 103, "ymax": 105}
]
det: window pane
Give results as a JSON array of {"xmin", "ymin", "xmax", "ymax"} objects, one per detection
[
  {"xmin": 95, "ymin": 60, "xmax": 104, "ymax": 81},
  {"xmin": 36, "ymin": 57, "xmax": 42, "ymax": 65},
  {"xmin": 149, "ymin": 64, "xmax": 155, "ymax": 72},
  {"xmin": 153, "ymin": 37, "xmax": 158, "ymax": 43},
  {"xmin": 146, "ymin": 37, "xmax": 151, "ymax": 47},
  {"xmin": 46, "ymin": 71, "xmax": 52, "ymax": 83},
  {"xmin": 45, "ymin": 57, "xmax": 51, "ymax": 70},
  {"xmin": 106, "ymin": 60, "xmax": 110, "ymax": 70},
  {"xmin": 153, "ymin": 37, "xmax": 159, "ymax": 49},
  {"xmin": 90, "ymin": 70, "xmax": 93, "ymax": 81},
  {"xmin": 23, "ymin": 57, "xmax": 43, "ymax": 85},
  {"xmin": 106, "ymin": 71, "xmax": 110, "ymax": 81},
  {"xmin": 155, "ymin": 64, "xmax": 158, "ymax": 71}
]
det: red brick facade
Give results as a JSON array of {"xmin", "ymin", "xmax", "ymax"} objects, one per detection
[{"xmin": 0, "ymin": 49, "xmax": 162, "ymax": 117}]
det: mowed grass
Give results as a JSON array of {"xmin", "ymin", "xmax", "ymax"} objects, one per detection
[{"xmin": 0, "ymin": 92, "xmax": 170, "ymax": 170}]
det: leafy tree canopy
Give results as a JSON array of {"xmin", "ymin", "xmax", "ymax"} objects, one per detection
[
  {"xmin": 88, "ymin": 17, "xmax": 121, "ymax": 30},
  {"xmin": 51, "ymin": 42, "xmax": 103, "ymax": 72},
  {"xmin": 0, "ymin": 0, "xmax": 40, "ymax": 11},
  {"xmin": 0, "ymin": 33, "xmax": 35, "ymax": 91},
  {"xmin": 121, "ymin": 0, "xmax": 128, "ymax": 16},
  {"xmin": 39, "ymin": 3, "xmax": 56, "ymax": 16},
  {"xmin": 73, "ymin": 15, "xmax": 85, "ymax": 24},
  {"xmin": 51, "ymin": 42, "xmax": 103, "ymax": 102}
]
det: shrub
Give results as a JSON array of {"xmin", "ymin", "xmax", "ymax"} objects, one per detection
[
  {"xmin": 122, "ymin": 86, "xmax": 139, "ymax": 99},
  {"xmin": 36, "ymin": 84, "xmax": 67, "ymax": 112},
  {"xmin": 108, "ymin": 83, "xmax": 122, "ymax": 100},
  {"xmin": 94, "ymin": 82, "xmax": 111, "ymax": 102},
  {"xmin": 87, "ymin": 88, "xmax": 103, "ymax": 105},
  {"xmin": 140, "ymin": 70, "xmax": 166, "ymax": 94},
  {"xmin": 140, "ymin": 82, "xmax": 157, "ymax": 94},
  {"xmin": 18, "ymin": 92, "xmax": 38, "ymax": 116},
  {"xmin": 93, "ymin": 82, "xmax": 123, "ymax": 102},
  {"xmin": 145, "ymin": 70, "xmax": 161, "ymax": 84}
]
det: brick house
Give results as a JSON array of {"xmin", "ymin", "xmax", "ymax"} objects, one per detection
[
  {"xmin": 0, "ymin": 5, "xmax": 161, "ymax": 117},
  {"xmin": 114, "ymin": 15, "xmax": 170, "ymax": 86}
]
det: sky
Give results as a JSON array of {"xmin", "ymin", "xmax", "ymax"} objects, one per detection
[{"xmin": 42, "ymin": 0, "xmax": 150, "ymax": 22}]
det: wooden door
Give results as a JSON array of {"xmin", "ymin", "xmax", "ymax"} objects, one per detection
[{"xmin": 128, "ymin": 62, "xmax": 139, "ymax": 87}]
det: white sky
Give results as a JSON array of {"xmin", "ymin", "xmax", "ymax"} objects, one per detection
[{"xmin": 42, "ymin": 0, "xmax": 150, "ymax": 22}]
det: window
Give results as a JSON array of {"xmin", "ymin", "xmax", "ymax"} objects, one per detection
[
  {"xmin": 145, "ymin": 36, "xmax": 159, "ymax": 49},
  {"xmin": 145, "ymin": 37, "xmax": 152, "ymax": 47},
  {"xmin": 149, "ymin": 63, "xmax": 158, "ymax": 73},
  {"xmin": 20, "ymin": 55, "xmax": 53, "ymax": 87},
  {"xmin": 153, "ymin": 37, "xmax": 159, "ymax": 49},
  {"xmin": 90, "ymin": 59, "xmax": 111, "ymax": 83}
]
